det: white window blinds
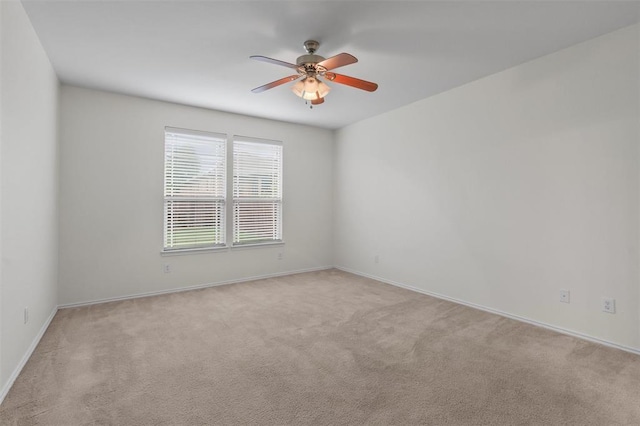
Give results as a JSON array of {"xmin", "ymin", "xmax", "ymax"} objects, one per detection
[
  {"xmin": 164, "ymin": 128, "xmax": 226, "ymax": 250},
  {"xmin": 233, "ymin": 138, "xmax": 283, "ymax": 245}
]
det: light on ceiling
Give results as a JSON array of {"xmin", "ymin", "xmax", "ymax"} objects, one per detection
[{"xmin": 292, "ymin": 77, "xmax": 330, "ymax": 101}]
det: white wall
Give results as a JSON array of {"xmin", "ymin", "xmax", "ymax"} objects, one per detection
[
  {"xmin": 0, "ymin": 0, "xmax": 59, "ymax": 396},
  {"xmin": 0, "ymin": 0, "xmax": 4, "ymax": 391},
  {"xmin": 335, "ymin": 24, "xmax": 640, "ymax": 351},
  {"xmin": 59, "ymin": 86, "xmax": 333, "ymax": 305}
]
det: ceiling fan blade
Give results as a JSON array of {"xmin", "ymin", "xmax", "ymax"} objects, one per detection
[
  {"xmin": 325, "ymin": 73, "xmax": 378, "ymax": 92},
  {"xmin": 250, "ymin": 55, "xmax": 299, "ymax": 70},
  {"xmin": 311, "ymin": 97, "xmax": 325, "ymax": 105},
  {"xmin": 251, "ymin": 75, "xmax": 299, "ymax": 93},
  {"xmin": 317, "ymin": 53, "xmax": 357, "ymax": 70}
]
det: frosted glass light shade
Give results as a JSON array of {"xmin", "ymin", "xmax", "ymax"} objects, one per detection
[
  {"xmin": 292, "ymin": 77, "xmax": 330, "ymax": 100},
  {"xmin": 292, "ymin": 79, "xmax": 305, "ymax": 97},
  {"xmin": 316, "ymin": 80, "xmax": 331, "ymax": 98}
]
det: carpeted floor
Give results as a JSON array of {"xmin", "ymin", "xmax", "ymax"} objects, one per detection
[{"xmin": 1, "ymin": 269, "xmax": 639, "ymax": 425}]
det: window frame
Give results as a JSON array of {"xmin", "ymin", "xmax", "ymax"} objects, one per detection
[{"xmin": 162, "ymin": 128, "xmax": 283, "ymax": 254}]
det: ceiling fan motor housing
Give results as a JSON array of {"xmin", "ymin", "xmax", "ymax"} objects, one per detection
[{"xmin": 296, "ymin": 54, "xmax": 325, "ymax": 66}]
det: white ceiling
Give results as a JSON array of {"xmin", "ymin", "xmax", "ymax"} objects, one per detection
[{"xmin": 22, "ymin": 1, "xmax": 640, "ymax": 129}]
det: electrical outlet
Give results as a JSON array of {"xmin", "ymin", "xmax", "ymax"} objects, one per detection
[
  {"xmin": 277, "ymin": 252, "xmax": 283, "ymax": 261},
  {"xmin": 374, "ymin": 255, "xmax": 379, "ymax": 264},
  {"xmin": 559, "ymin": 289, "xmax": 570, "ymax": 304},
  {"xmin": 163, "ymin": 264, "xmax": 171, "ymax": 273},
  {"xmin": 602, "ymin": 298, "xmax": 616, "ymax": 314},
  {"xmin": 24, "ymin": 307, "xmax": 29, "ymax": 324}
]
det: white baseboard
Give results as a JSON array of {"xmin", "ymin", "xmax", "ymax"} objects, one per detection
[
  {"xmin": 58, "ymin": 266, "xmax": 334, "ymax": 309},
  {"xmin": 0, "ymin": 307, "xmax": 58, "ymax": 405},
  {"xmin": 336, "ymin": 266, "xmax": 640, "ymax": 357}
]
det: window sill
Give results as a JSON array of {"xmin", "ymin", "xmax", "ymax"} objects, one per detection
[
  {"xmin": 230, "ymin": 241, "xmax": 285, "ymax": 250},
  {"xmin": 161, "ymin": 241, "xmax": 284, "ymax": 256},
  {"xmin": 161, "ymin": 246, "xmax": 228, "ymax": 256}
]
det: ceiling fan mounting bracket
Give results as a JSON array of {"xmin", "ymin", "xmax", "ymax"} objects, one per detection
[{"xmin": 303, "ymin": 40, "xmax": 320, "ymax": 54}]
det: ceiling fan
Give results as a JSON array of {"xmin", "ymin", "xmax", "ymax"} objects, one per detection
[{"xmin": 250, "ymin": 40, "xmax": 378, "ymax": 107}]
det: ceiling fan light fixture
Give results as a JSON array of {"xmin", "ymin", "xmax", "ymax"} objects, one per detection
[{"xmin": 292, "ymin": 77, "xmax": 330, "ymax": 100}]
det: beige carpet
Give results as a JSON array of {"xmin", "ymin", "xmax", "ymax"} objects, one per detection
[{"xmin": 1, "ymin": 269, "xmax": 639, "ymax": 425}]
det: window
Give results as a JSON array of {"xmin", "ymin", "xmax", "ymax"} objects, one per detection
[
  {"xmin": 233, "ymin": 137, "xmax": 283, "ymax": 245},
  {"xmin": 163, "ymin": 129, "xmax": 283, "ymax": 252},
  {"xmin": 164, "ymin": 128, "xmax": 226, "ymax": 250}
]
